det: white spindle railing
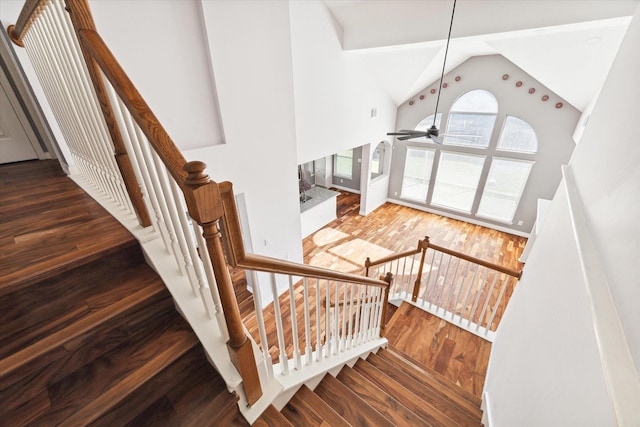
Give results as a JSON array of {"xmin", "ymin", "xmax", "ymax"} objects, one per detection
[
  {"xmin": 242, "ymin": 272, "xmax": 387, "ymax": 376},
  {"xmin": 21, "ymin": 0, "xmax": 132, "ymax": 215},
  {"xmin": 367, "ymin": 241, "xmax": 520, "ymax": 341}
]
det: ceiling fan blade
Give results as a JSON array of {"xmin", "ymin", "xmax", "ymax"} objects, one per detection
[
  {"xmin": 430, "ymin": 134, "xmax": 441, "ymax": 144},
  {"xmin": 398, "ymin": 129, "xmax": 425, "ymax": 134},
  {"xmin": 398, "ymin": 135, "xmax": 425, "ymax": 141},
  {"xmin": 387, "ymin": 132, "xmax": 413, "ymax": 136}
]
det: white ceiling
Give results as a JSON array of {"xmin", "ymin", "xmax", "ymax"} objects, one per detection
[{"xmin": 323, "ymin": 0, "xmax": 638, "ymax": 110}]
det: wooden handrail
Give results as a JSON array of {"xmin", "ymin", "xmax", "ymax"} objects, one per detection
[
  {"xmin": 428, "ymin": 241, "xmax": 522, "ymax": 278},
  {"xmin": 76, "ymin": 28, "xmax": 188, "ymax": 186},
  {"xmin": 6, "ymin": 0, "xmax": 43, "ymax": 46},
  {"xmin": 218, "ymin": 182, "xmax": 389, "ymax": 289},
  {"xmin": 365, "ymin": 238, "xmax": 428, "ymax": 269},
  {"xmin": 366, "ymin": 236, "xmax": 522, "ymax": 279}
]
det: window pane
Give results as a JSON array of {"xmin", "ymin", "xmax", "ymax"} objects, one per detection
[
  {"xmin": 445, "ymin": 112, "xmax": 496, "ymax": 147},
  {"xmin": 401, "ymin": 147, "xmax": 435, "ymax": 202},
  {"xmin": 497, "ymin": 116, "xmax": 538, "ymax": 153},
  {"xmin": 451, "ymin": 90, "xmax": 498, "ymax": 113},
  {"xmin": 432, "ymin": 152, "xmax": 485, "ymax": 212},
  {"xmin": 444, "ymin": 90, "xmax": 498, "ymax": 148},
  {"xmin": 477, "ymin": 158, "xmax": 533, "ymax": 222},
  {"xmin": 414, "ymin": 113, "xmax": 442, "ymax": 132},
  {"xmin": 334, "ymin": 150, "xmax": 353, "ymax": 179}
]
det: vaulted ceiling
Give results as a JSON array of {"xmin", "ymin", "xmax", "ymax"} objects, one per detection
[{"xmin": 323, "ymin": 0, "xmax": 638, "ymax": 110}]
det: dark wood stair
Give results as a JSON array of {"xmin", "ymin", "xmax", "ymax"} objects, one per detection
[
  {"xmin": 272, "ymin": 344, "xmax": 483, "ymax": 427},
  {"xmin": 0, "ymin": 160, "xmax": 241, "ymax": 426}
]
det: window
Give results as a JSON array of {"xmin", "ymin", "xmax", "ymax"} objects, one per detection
[
  {"xmin": 477, "ymin": 158, "xmax": 533, "ymax": 222},
  {"xmin": 401, "ymin": 147, "xmax": 435, "ymax": 202},
  {"xmin": 497, "ymin": 116, "xmax": 538, "ymax": 153},
  {"xmin": 371, "ymin": 142, "xmax": 385, "ymax": 179},
  {"xmin": 397, "ymin": 89, "xmax": 538, "ymax": 225},
  {"xmin": 414, "ymin": 113, "xmax": 442, "ymax": 133},
  {"xmin": 432, "ymin": 152, "xmax": 485, "ymax": 212},
  {"xmin": 334, "ymin": 149, "xmax": 353, "ymax": 179},
  {"xmin": 444, "ymin": 90, "xmax": 497, "ymax": 148}
]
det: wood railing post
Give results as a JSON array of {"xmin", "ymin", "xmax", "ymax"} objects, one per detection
[
  {"xmin": 380, "ymin": 272, "xmax": 393, "ymax": 335},
  {"xmin": 411, "ymin": 236, "xmax": 430, "ymax": 302},
  {"xmin": 365, "ymin": 257, "xmax": 371, "ymax": 276},
  {"xmin": 183, "ymin": 161, "xmax": 262, "ymax": 406},
  {"xmin": 64, "ymin": 0, "xmax": 151, "ymax": 227}
]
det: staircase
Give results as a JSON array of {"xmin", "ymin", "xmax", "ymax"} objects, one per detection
[
  {"xmin": 1, "ymin": 160, "xmax": 485, "ymax": 426},
  {"xmin": 0, "ymin": 160, "xmax": 241, "ymax": 425}
]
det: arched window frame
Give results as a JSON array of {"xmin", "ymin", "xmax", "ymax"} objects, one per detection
[{"xmin": 400, "ymin": 89, "xmax": 539, "ymax": 225}]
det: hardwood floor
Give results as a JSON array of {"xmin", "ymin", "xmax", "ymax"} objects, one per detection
[{"xmin": 304, "ymin": 190, "xmax": 526, "ymax": 273}]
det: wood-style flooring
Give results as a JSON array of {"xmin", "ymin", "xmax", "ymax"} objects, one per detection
[{"xmin": 0, "ymin": 160, "xmax": 241, "ymax": 425}]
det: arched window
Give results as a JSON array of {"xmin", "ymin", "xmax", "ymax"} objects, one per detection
[
  {"xmin": 497, "ymin": 116, "xmax": 538, "ymax": 153},
  {"xmin": 445, "ymin": 90, "xmax": 498, "ymax": 147},
  {"xmin": 414, "ymin": 113, "xmax": 442, "ymax": 133}
]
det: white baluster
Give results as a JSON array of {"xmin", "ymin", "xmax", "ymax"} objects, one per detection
[
  {"xmin": 421, "ymin": 250, "xmax": 438, "ymax": 306},
  {"xmin": 476, "ymin": 271, "xmax": 501, "ymax": 329},
  {"xmin": 269, "ymin": 274, "xmax": 288, "ymax": 375},
  {"xmin": 250, "ymin": 271, "xmax": 273, "ymax": 379},
  {"xmin": 325, "ymin": 279, "xmax": 331, "ymax": 357},
  {"xmin": 315, "ymin": 278, "xmax": 323, "ymax": 361},
  {"xmin": 461, "ymin": 263, "xmax": 481, "ymax": 321},
  {"xmin": 302, "ymin": 278, "xmax": 312, "ymax": 365},
  {"xmin": 288, "ymin": 276, "xmax": 301, "ymax": 370},
  {"xmin": 486, "ymin": 276, "xmax": 512, "ymax": 331},
  {"xmin": 467, "ymin": 268, "xmax": 489, "ymax": 325}
]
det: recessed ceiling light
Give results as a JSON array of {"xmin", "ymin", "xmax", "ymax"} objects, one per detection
[{"xmin": 586, "ymin": 36, "xmax": 602, "ymax": 45}]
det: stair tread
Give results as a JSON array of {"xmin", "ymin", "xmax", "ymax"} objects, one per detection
[
  {"xmin": 315, "ymin": 374, "xmax": 395, "ymax": 427},
  {"xmin": 383, "ymin": 345, "xmax": 483, "ymax": 406},
  {"xmin": 337, "ymin": 365, "xmax": 431, "ymax": 427},
  {"xmin": 56, "ymin": 331, "xmax": 198, "ymax": 427},
  {"xmin": 282, "ymin": 384, "xmax": 350, "ymax": 427},
  {"xmin": 353, "ymin": 359, "xmax": 461, "ymax": 427},
  {"xmin": 1, "ymin": 296, "xmax": 192, "ymax": 422},
  {"xmin": 90, "ymin": 346, "xmax": 237, "ymax": 427},
  {"xmin": 0, "ymin": 232, "xmax": 138, "ymax": 297},
  {"xmin": 0, "ymin": 249, "xmax": 153, "ymax": 358},
  {"xmin": 0, "ymin": 278, "xmax": 166, "ymax": 379},
  {"xmin": 253, "ymin": 405, "xmax": 295, "ymax": 427},
  {"xmin": 367, "ymin": 352, "xmax": 482, "ymax": 426}
]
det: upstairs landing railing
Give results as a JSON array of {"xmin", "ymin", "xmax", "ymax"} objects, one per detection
[
  {"xmin": 366, "ymin": 237, "xmax": 522, "ymax": 341},
  {"xmin": 8, "ymin": 0, "xmax": 391, "ymax": 412}
]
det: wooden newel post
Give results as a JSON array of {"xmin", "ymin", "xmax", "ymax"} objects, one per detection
[
  {"xmin": 365, "ymin": 257, "xmax": 371, "ymax": 276},
  {"xmin": 380, "ymin": 271, "xmax": 393, "ymax": 334},
  {"xmin": 411, "ymin": 236, "xmax": 430, "ymax": 302},
  {"xmin": 183, "ymin": 161, "xmax": 262, "ymax": 406}
]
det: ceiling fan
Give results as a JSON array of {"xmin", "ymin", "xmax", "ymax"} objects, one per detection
[{"xmin": 387, "ymin": 0, "xmax": 465, "ymax": 144}]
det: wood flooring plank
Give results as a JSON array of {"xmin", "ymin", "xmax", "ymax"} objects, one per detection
[
  {"xmin": 315, "ymin": 374, "xmax": 394, "ymax": 427},
  {"xmin": 353, "ymin": 359, "xmax": 460, "ymax": 427},
  {"xmin": 366, "ymin": 353, "xmax": 481, "ymax": 426},
  {"xmin": 337, "ymin": 366, "xmax": 430, "ymax": 427},
  {"xmin": 282, "ymin": 385, "xmax": 350, "ymax": 427},
  {"xmin": 0, "ymin": 282, "xmax": 165, "ymax": 378},
  {"xmin": 56, "ymin": 333, "xmax": 198, "ymax": 427}
]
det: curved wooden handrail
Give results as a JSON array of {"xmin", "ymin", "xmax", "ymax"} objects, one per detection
[
  {"xmin": 217, "ymin": 182, "xmax": 389, "ymax": 289},
  {"xmin": 238, "ymin": 254, "xmax": 390, "ymax": 288},
  {"xmin": 6, "ymin": 0, "xmax": 43, "ymax": 46},
  {"xmin": 365, "ymin": 238, "xmax": 426, "ymax": 268},
  {"xmin": 428, "ymin": 241, "xmax": 522, "ymax": 278},
  {"xmin": 367, "ymin": 237, "xmax": 522, "ymax": 279},
  {"xmin": 77, "ymin": 29, "xmax": 188, "ymax": 186}
]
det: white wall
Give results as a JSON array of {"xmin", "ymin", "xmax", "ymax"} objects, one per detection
[
  {"xmin": 484, "ymin": 4, "xmax": 640, "ymax": 425},
  {"xmin": 288, "ymin": 0, "xmax": 397, "ymax": 165},
  {"xmin": 89, "ymin": 0, "xmax": 224, "ymax": 151},
  {"xmin": 191, "ymin": 0, "xmax": 302, "ymax": 268}
]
